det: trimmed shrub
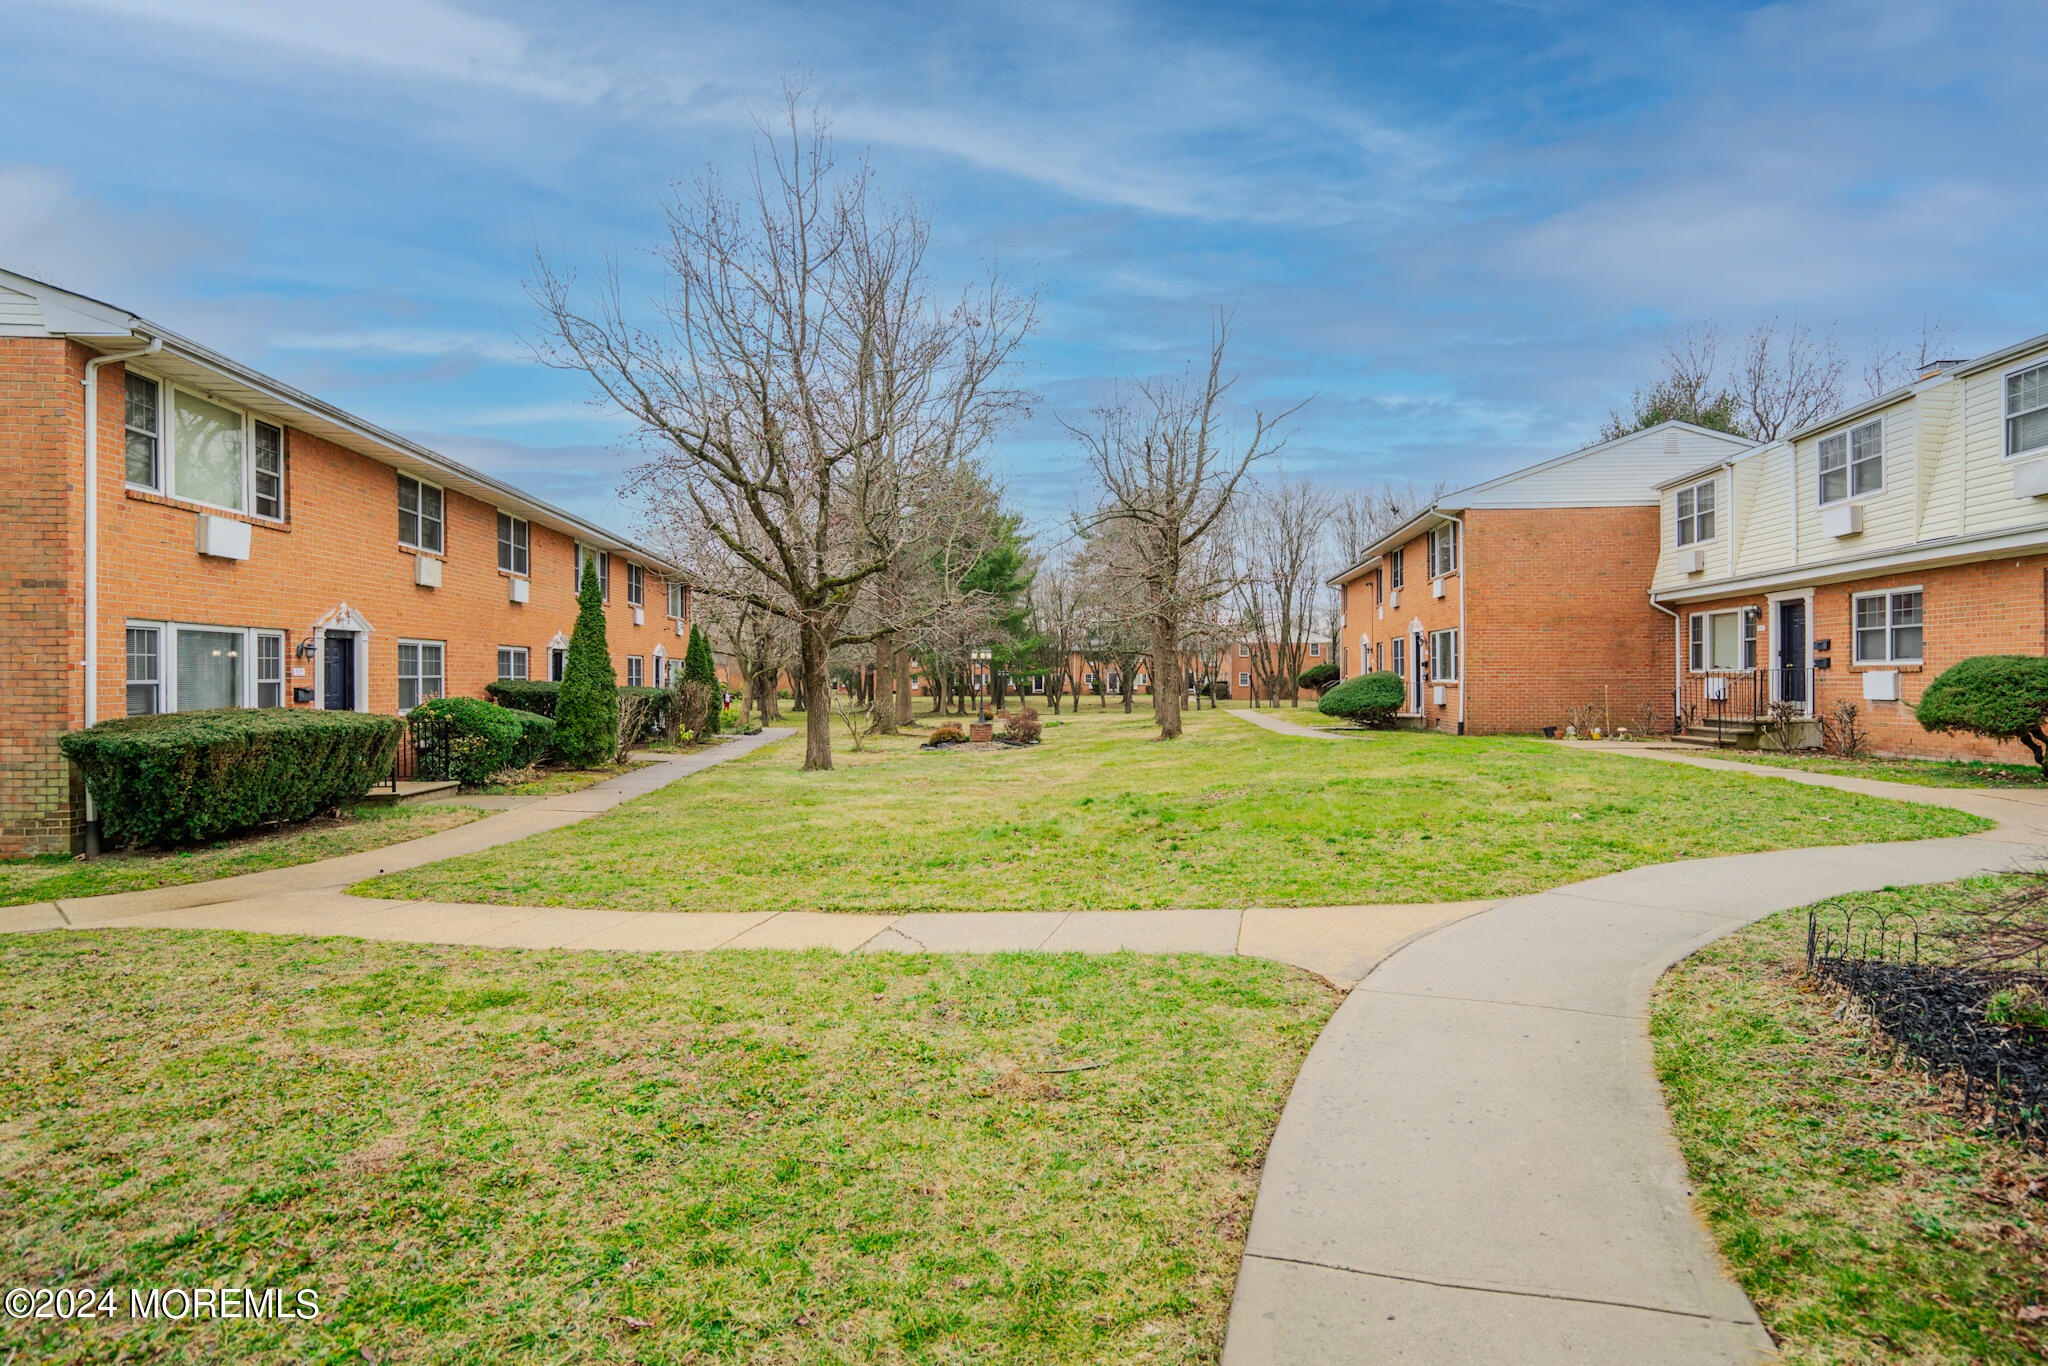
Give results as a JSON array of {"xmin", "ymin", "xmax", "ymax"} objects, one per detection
[
  {"xmin": 925, "ymin": 725, "xmax": 968, "ymax": 747},
  {"xmin": 1000, "ymin": 710, "xmax": 1042, "ymax": 744},
  {"xmin": 60, "ymin": 708, "xmax": 400, "ymax": 847},
  {"xmin": 555, "ymin": 557, "xmax": 620, "ymax": 767},
  {"xmin": 1917, "ymin": 655, "xmax": 2048, "ymax": 775},
  {"xmin": 406, "ymin": 697, "xmax": 528, "ymax": 788},
  {"xmin": 1319, "ymin": 671, "xmax": 1405, "ymax": 728},
  {"xmin": 1298, "ymin": 661, "xmax": 1340, "ymax": 694},
  {"xmin": 486, "ymin": 679, "xmax": 560, "ymax": 718},
  {"xmin": 506, "ymin": 709, "xmax": 556, "ymax": 767}
]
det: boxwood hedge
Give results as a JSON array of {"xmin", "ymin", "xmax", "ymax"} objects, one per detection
[
  {"xmin": 1318, "ymin": 671, "xmax": 1405, "ymax": 728},
  {"xmin": 60, "ymin": 708, "xmax": 400, "ymax": 848},
  {"xmin": 407, "ymin": 696, "xmax": 525, "ymax": 788}
]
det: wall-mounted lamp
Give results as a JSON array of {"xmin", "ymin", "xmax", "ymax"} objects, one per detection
[{"xmin": 296, "ymin": 637, "xmax": 317, "ymax": 660}]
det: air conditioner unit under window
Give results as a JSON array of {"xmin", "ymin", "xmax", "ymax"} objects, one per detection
[
  {"xmin": 1431, "ymin": 579, "xmax": 1446, "ymax": 599},
  {"xmin": 508, "ymin": 577, "xmax": 529, "ymax": 604},
  {"xmin": 1387, "ymin": 589, "xmax": 1400, "ymax": 609},
  {"xmin": 1820, "ymin": 502, "xmax": 1863, "ymax": 538},
  {"xmin": 1678, "ymin": 548, "xmax": 1705, "ymax": 574},
  {"xmin": 194, "ymin": 513, "xmax": 251, "ymax": 561},
  {"xmin": 414, "ymin": 554, "xmax": 442, "ymax": 588}
]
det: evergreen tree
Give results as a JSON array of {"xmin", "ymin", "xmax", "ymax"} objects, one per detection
[
  {"xmin": 555, "ymin": 557, "xmax": 619, "ymax": 765},
  {"xmin": 684, "ymin": 624, "xmax": 720, "ymax": 734}
]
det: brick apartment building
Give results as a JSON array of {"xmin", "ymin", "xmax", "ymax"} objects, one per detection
[
  {"xmin": 1648, "ymin": 330, "xmax": 2048, "ymax": 760},
  {"xmin": 1, "ymin": 270, "xmax": 692, "ymax": 855},
  {"xmin": 1331, "ymin": 422, "xmax": 1757, "ymax": 734}
]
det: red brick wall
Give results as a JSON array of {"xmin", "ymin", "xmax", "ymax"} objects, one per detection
[
  {"xmin": 2, "ymin": 341, "xmax": 691, "ymax": 854},
  {"xmin": 0, "ymin": 340, "xmax": 87, "ymax": 853},
  {"xmin": 1675, "ymin": 559, "xmax": 2048, "ymax": 763},
  {"xmin": 1463, "ymin": 506, "xmax": 1675, "ymax": 736},
  {"xmin": 1345, "ymin": 529, "xmax": 1466, "ymax": 731}
]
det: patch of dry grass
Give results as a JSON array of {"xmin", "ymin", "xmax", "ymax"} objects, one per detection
[{"xmin": 0, "ymin": 932, "xmax": 1335, "ymax": 1364}]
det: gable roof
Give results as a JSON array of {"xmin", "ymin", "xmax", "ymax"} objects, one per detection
[{"xmin": 0, "ymin": 268, "xmax": 678, "ymax": 573}]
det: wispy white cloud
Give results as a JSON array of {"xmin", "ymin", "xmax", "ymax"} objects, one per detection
[{"xmin": 270, "ymin": 326, "xmax": 530, "ymax": 363}]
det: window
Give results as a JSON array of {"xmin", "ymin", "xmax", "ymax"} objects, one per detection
[
  {"xmin": 497, "ymin": 514, "xmax": 529, "ymax": 575},
  {"xmin": 1238, "ymin": 643, "xmax": 1250, "ymax": 658},
  {"xmin": 1430, "ymin": 628, "xmax": 1459, "ymax": 683},
  {"xmin": 397, "ymin": 640, "xmax": 444, "ymax": 712},
  {"xmin": 667, "ymin": 580, "xmax": 686, "ymax": 618},
  {"xmin": 1238, "ymin": 671, "xmax": 1251, "ymax": 687},
  {"xmin": 125, "ymin": 626, "xmax": 160, "ymax": 716},
  {"xmin": 177, "ymin": 628, "xmax": 243, "ymax": 711},
  {"xmin": 1429, "ymin": 524, "xmax": 1459, "ymax": 577},
  {"xmin": 1389, "ymin": 548, "xmax": 1404, "ymax": 591},
  {"xmin": 255, "ymin": 631, "xmax": 284, "ymax": 708},
  {"xmin": 1688, "ymin": 610, "xmax": 1756, "ymax": 672},
  {"xmin": 253, "ymin": 423, "xmax": 283, "ymax": 520},
  {"xmin": 627, "ymin": 563, "xmax": 643, "ymax": 607},
  {"xmin": 575, "ymin": 545, "xmax": 609, "ymax": 600},
  {"xmin": 550, "ymin": 648, "xmax": 566, "ymax": 682},
  {"xmin": 1853, "ymin": 590, "xmax": 1923, "ymax": 664},
  {"xmin": 627, "ymin": 656, "xmax": 644, "ymax": 688},
  {"xmin": 1818, "ymin": 418, "xmax": 1882, "ymax": 504},
  {"xmin": 122, "ymin": 372, "xmax": 285, "ymax": 518},
  {"xmin": 125, "ymin": 373, "xmax": 160, "ymax": 488},
  {"xmin": 1390, "ymin": 636, "xmax": 1405, "ymax": 681},
  {"xmin": 1675, "ymin": 479, "xmax": 1715, "ymax": 546},
  {"xmin": 497, "ymin": 646, "xmax": 528, "ymax": 681},
  {"xmin": 1309, "ymin": 641, "xmax": 1322, "ymax": 658},
  {"xmin": 397, "ymin": 474, "xmax": 444, "ymax": 552},
  {"xmin": 2008, "ymin": 361, "xmax": 2048, "ymax": 459}
]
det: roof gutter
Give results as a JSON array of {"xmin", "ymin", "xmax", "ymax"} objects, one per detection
[{"xmin": 81, "ymin": 331, "xmax": 161, "ymax": 851}]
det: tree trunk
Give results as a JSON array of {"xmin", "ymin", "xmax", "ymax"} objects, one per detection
[
  {"xmin": 873, "ymin": 635, "xmax": 898, "ymax": 735},
  {"xmin": 800, "ymin": 619, "xmax": 833, "ymax": 770},
  {"xmin": 1150, "ymin": 615, "xmax": 1184, "ymax": 739},
  {"xmin": 895, "ymin": 650, "xmax": 912, "ymax": 725}
]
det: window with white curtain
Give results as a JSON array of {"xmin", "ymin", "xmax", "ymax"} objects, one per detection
[
  {"xmin": 397, "ymin": 640, "xmax": 445, "ymax": 712},
  {"xmin": 1429, "ymin": 524, "xmax": 1459, "ymax": 577},
  {"xmin": 1430, "ymin": 628, "xmax": 1459, "ymax": 682},
  {"xmin": 171, "ymin": 391, "xmax": 248, "ymax": 511},
  {"xmin": 1688, "ymin": 610, "xmax": 1756, "ymax": 672},
  {"xmin": 176, "ymin": 628, "xmax": 244, "ymax": 711}
]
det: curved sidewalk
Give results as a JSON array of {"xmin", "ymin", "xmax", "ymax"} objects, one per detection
[{"xmin": 1223, "ymin": 742, "xmax": 2048, "ymax": 1366}]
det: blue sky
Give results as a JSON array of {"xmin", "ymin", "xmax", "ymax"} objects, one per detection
[{"xmin": 5, "ymin": 0, "xmax": 2046, "ymax": 538}]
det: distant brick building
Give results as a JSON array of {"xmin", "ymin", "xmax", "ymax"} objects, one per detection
[{"xmin": 0, "ymin": 270, "xmax": 692, "ymax": 855}]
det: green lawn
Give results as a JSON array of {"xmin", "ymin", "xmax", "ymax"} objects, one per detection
[
  {"xmin": 0, "ymin": 804, "xmax": 481, "ymax": 907},
  {"xmin": 1690, "ymin": 748, "xmax": 2047, "ymax": 790},
  {"xmin": 357, "ymin": 707, "xmax": 1987, "ymax": 913},
  {"xmin": 0, "ymin": 932, "xmax": 1334, "ymax": 1364},
  {"xmin": 1652, "ymin": 877, "xmax": 2048, "ymax": 1364},
  {"xmin": 467, "ymin": 759, "xmax": 656, "ymax": 796}
]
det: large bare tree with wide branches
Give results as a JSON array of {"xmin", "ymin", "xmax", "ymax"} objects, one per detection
[{"xmin": 530, "ymin": 96, "xmax": 1033, "ymax": 769}]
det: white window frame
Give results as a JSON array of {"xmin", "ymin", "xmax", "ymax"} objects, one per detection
[
  {"xmin": 1389, "ymin": 548, "xmax": 1404, "ymax": 590},
  {"xmin": 1816, "ymin": 417, "xmax": 1883, "ymax": 506},
  {"xmin": 2005, "ymin": 359, "xmax": 2048, "ymax": 461},
  {"xmin": 124, "ymin": 620, "xmax": 288, "ymax": 713},
  {"xmin": 1687, "ymin": 610, "xmax": 1757, "ymax": 673},
  {"xmin": 667, "ymin": 580, "xmax": 686, "ymax": 618},
  {"xmin": 396, "ymin": 639, "xmax": 445, "ymax": 714},
  {"xmin": 1308, "ymin": 641, "xmax": 1322, "ymax": 658},
  {"xmin": 1851, "ymin": 588, "xmax": 1924, "ymax": 665},
  {"xmin": 254, "ymin": 629, "xmax": 285, "ymax": 708},
  {"xmin": 626, "ymin": 563, "xmax": 644, "ymax": 607},
  {"xmin": 497, "ymin": 646, "xmax": 529, "ymax": 681},
  {"xmin": 125, "ymin": 624, "xmax": 161, "ymax": 716},
  {"xmin": 575, "ymin": 544, "xmax": 610, "ymax": 601},
  {"xmin": 1675, "ymin": 479, "xmax": 1716, "ymax": 547},
  {"xmin": 1237, "ymin": 671, "xmax": 1251, "ymax": 687},
  {"xmin": 397, "ymin": 473, "xmax": 445, "ymax": 554},
  {"xmin": 1429, "ymin": 525, "xmax": 1459, "ymax": 578},
  {"xmin": 497, "ymin": 512, "xmax": 529, "ymax": 576},
  {"xmin": 120, "ymin": 367, "xmax": 286, "ymax": 522},
  {"xmin": 627, "ymin": 655, "xmax": 644, "ymax": 688},
  {"xmin": 1429, "ymin": 628, "xmax": 1459, "ymax": 683}
]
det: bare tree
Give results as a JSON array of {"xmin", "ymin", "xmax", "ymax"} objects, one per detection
[
  {"xmin": 1731, "ymin": 316, "xmax": 1847, "ymax": 440},
  {"xmin": 1332, "ymin": 478, "xmax": 1447, "ymax": 568},
  {"xmin": 1069, "ymin": 317, "xmax": 1302, "ymax": 739},
  {"xmin": 530, "ymin": 96, "xmax": 1033, "ymax": 770},
  {"xmin": 1861, "ymin": 317, "xmax": 1957, "ymax": 400},
  {"xmin": 1600, "ymin": 323, "xmax": 1741, "ymax": 440},
  {"xmin": 1229, "ymin": 478, "xmax": 1336, "ymax": 706}
]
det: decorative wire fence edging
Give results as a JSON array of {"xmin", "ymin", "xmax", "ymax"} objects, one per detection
[{"xmin": 1806, "ymin": 907, "xmax": 2048, "ymax": 1151}]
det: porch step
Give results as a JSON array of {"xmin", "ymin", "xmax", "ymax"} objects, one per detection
[{"xmin": 361, "ymin": 779, "xmax": 460, "ymax": 805}]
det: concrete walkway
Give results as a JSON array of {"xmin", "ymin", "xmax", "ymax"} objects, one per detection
[
  {"xmin": 1226, "ymin": 707, "xmax": 1343, "ymax": 740},
  {"xmin": 1223, "ymin": 742, "xmax": 2048, "ymax": 1366}
]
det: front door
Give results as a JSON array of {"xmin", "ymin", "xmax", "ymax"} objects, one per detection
[
  {"xmin": 1411, "ymin": 630, "xmax": 1426, "ymax": 712},
  {"xmin": 323, "ymin": 633, "xmax": 356, "ymax": 710},
  {"xmin": 1776, "ymin": 600, "xmax": 1807, "ymax": 709}
]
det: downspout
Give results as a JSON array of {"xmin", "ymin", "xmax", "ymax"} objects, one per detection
[
  {"xmin": 1441, "ymin": 511, "xmax": 1468, "ymax": 732},
  {"xmin": 81, "ymin": 333, "xmax": 161, "ymax": 852},
  {"xmin": 1650, "ymin": 593, "xmax": 1681, "ymax": 731}
]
